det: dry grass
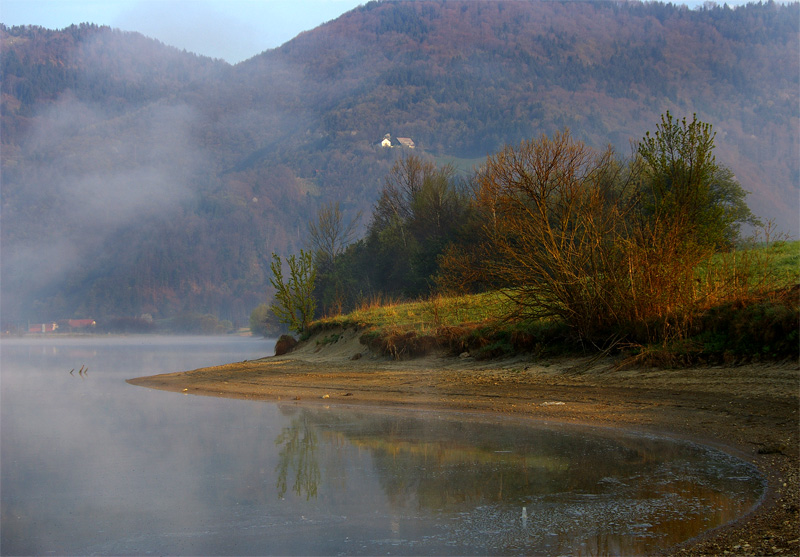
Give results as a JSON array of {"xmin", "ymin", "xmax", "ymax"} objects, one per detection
[{"xmin": 311, "ymin": 291, "xmax": 512, "ymax": 335}]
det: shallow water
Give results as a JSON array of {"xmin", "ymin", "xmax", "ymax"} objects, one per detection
[{"xmin": 1, "ymin": 336, "xmax": 763, "ymax": 555}]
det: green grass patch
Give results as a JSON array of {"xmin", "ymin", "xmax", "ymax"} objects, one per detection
[
  {"xmin": 764, "ymin": 239, "xmax": 800, "ymax": 285},
  {"xmin": 703, "ymin": 239, "xmax": 800, "ymax": 287},
  {"xmin": 310, "ymin": 291, "xmax": 513, "ymax": 335}
]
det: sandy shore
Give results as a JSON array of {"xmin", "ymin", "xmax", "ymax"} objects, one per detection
[{"xmin": 128, "ymin": 327, "xmax": 799, "ymax": 555}]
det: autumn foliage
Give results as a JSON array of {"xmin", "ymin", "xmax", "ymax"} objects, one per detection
[{"xmin": 440, "ymin": 116, "xmax": 778, "ymax": 346}]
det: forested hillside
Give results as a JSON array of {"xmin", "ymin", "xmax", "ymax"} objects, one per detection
[{"xmin": 1, "ymin": 1, "xmax": 797, "ymax": 328}]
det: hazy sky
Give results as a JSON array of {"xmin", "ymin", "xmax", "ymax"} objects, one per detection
[
  {"xmin": 1, "ymin": 0, "xmax": 366, "ymax": 63},
  {"xmin": 0, "ymin": 0, "xmax": 777, "ymax": 64}
]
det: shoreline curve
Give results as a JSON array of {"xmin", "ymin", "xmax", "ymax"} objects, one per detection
[{"xmin": 127, "ymin": 328, "xmax": 799, "ymax": 556}]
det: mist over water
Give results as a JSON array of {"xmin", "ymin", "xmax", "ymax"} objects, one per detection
[{"xmin": 0, "ymin": 336, "xmax": 764, "ymax": 555}]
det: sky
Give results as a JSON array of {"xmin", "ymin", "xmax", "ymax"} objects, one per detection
[
  {"xmin": 0, "ymin": 0, "xmax": 367, "ymax": 63},
  {"xmin": 1, "ymin": 0, "xmax": 767, "ymax": 64}
]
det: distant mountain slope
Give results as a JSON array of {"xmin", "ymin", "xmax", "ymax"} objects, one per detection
[
  {"xmin": 259, "ymin": 0, "xmax": 797, "ymax": 219},
  {"xmin": 1, "ymin": 24, "xmax": 228, "ymax": 141},
  {"xmin": 1, "ymin": 1, "xmax": 797, "ymax": 326}
]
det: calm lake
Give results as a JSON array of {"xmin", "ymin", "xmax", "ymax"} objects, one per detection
[{"xmin": 1, "ymin": 336, "xmax": 763, "ymax": 555}]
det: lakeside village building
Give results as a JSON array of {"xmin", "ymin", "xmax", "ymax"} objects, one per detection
[{"xmin": 28, "ymin": 319, "xmax": 96, "ymax": 334}]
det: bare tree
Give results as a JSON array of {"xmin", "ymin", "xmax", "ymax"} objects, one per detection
[
  {"xmin": 308, "ymin": 201, "xmax": 361, "ymax": 267},
  {"xmin": 472, "ymin": 130, "xmax": 636, "ymax": 340},
  {"xmin": 371, "ymin": 155, "xmax": 458, "ymax": 247}
]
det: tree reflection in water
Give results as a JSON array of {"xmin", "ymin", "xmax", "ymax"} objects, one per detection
[
  {"xmin": 274, "ymin": 414, "xmax": 320, "ymax": 500},
  {"xmin": 267, "ymin": 405, "xmax": 762, "ymax": 554}
]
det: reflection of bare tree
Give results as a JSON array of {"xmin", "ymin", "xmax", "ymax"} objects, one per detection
[{"xmin": 274, "ymin": 415, "xmax": 320, "ymax": 500}]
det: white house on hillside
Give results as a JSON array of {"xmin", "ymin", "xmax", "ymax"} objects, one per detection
[{"xmin": 380, "ymin": 134, "xmax": 415, "ymax": 149}]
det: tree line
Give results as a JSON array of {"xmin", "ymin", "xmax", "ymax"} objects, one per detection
[{"xmin": 259, "ymin": 113, "xmax": 768, "ymax": 346}]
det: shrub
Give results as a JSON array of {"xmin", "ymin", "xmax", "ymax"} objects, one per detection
[{"xmin": 270, "ymin": 250, "xmax": 317, "ymax": 334}]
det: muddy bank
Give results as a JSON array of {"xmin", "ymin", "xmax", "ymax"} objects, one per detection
[{"xmin": 128, "ymin": 327, "xmax": 799, "ymax": 555}]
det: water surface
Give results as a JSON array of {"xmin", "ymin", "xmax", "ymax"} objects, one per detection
[{"xmin": 1, "ymin": 336, "xmax": 763, "ymax": 555}]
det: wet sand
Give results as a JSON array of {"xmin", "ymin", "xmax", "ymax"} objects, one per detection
[{"xmin": 128, "ymin": 327, "xmax": 799, "ymax": 556}]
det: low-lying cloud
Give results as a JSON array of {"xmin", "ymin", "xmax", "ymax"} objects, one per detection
[{"xmin": 2, "ymin": 90, "xmax": 206, "ymax": 323}]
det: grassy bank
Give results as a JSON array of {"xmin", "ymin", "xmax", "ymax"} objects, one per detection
[{"xmin": 304, "ymin": 241, "xmax": 799, "ymax": 363}]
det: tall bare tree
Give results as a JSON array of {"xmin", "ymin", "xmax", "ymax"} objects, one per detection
[
  {"xmin": 473, "ymin": 130, "xmax": 635, "ymax": 339},
  {"xmin": 308, "ymin": 201, "xmax": 361, "ymax": 267}
]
